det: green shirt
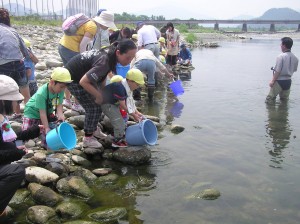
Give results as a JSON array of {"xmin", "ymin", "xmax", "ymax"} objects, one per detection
[{"xmin": 24, "ymin": 83, "xmax": 64, "ymax": 119}]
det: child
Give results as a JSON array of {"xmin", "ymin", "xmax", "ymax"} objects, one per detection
[
  {"xmin": 158, "ymin": 36, "xmax": 167, "ymax": 56},
  {"xmin": 101, "ymin": 69, "xmax": 145, "ymax": 148},
  {"xmin": 0, "ymin": 75, "xmax": 42, "ymax": 219},
  {"xmin": 23, "ymin": 38, "xmax": 39, "ymax": 96},
  {"xmin": 22, "ymin": 67, "xmax": 72, "ymax": 146}
]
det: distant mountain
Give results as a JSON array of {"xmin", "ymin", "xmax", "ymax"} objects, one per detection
[
  {"xmin": 257, "ymin": 7, "xmax": 300, "ymax": 20},
  {"xmin": 248, "ymin": 8, "xmax": 300, "ymax": 29},
  {"xmin": 3, "ymin": 3, "xmax": 35, "ymax": 15}
]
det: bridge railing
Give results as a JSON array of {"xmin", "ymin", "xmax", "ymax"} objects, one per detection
[{"xmin": 115, "ymin": 20, "xmax": 300, "ymax": 32}]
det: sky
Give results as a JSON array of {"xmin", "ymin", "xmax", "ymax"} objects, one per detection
[
  {"xmin": 100, "ymin": 0, "xmax": 300, "ymax": 19},
  {"xmin": 2, "ymin": 0, "xmax": 300, "ymax": 19}
]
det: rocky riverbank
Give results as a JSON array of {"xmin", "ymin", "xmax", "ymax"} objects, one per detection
[{"xmin": 3, "ymin": 24, "xmax": 187, "ymax": 223}]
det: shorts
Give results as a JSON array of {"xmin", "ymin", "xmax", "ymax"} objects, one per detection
[
  {"xmin": 29, "ymin": 81, "xmax": 38, "ymax": 96},
  {"xmin": 0, "ymin": 61, "xmax": 28, "ymax": 87}
]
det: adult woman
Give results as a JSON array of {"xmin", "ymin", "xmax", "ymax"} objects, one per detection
[
  {"xmin": 0, "ymin": 8, "xmax": 30, "ymax": 120},
  {"xmin": 65, "ymin": 39, "xmax": 137, "ymax": 148},
  {"xmin": 0, "ymin": 76, "xmax": 42, "ymax": 219},
  {"xmin": 59, "ymin": 11, "xmax": 117, "ymax": 113},
  {"xmin": 166, "ymin": 22, "xmax": 180, "ymax": 67}
]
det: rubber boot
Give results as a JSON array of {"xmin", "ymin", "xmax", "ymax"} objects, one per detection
[
  {"xmin": 133, "ymin": 88, "xmax": 141, "ymax": 101},
  {"xmin": 148, "ymin": 87, "xmax": 155, "ymax": 102}
]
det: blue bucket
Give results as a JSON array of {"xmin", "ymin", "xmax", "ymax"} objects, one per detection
[
  {"xmin": 116, "ymin": 63, "xmax": 130, "ymax": 78},
  {"xmin": 125, "ymin": 119, "xmax": 158, "ymax": 146},
  {"xmin": 169, "ymin": 80, "xmax": 184, "ymax": 96},
  {"xmin": 46, "ymin": 122, "xmax": 77, "ymax": 150}
]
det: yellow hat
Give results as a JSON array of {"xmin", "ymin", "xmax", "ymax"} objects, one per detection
[
  {"xmin": 159, "ymin": 55, "xmax": 166, "ymax": 64},
  {"xmin": 110, "ymin": 75, "xmax": 124, "ymax": 83},
  {"xmin": 51, "ymin": 67, "xmax": 72, "ymax": 83},
  {"xmin": 23, "ymin": 38, "xmax": 30, "ymax": 48},
  {"xmin": 158, "ymin": 37, "xmax": 165, "ymax": 43},
  {"xmin": 161, "ymin": 49, "xmax": 167, "ymax": 55},
  {"xmin": 132, "ymin": 34, "xmax": 138, "ymax": 40},
  {"xmin": 126, "ymin": 69, "xmax": 145, "ymax": 85}
]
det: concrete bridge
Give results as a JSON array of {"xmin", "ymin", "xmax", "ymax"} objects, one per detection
[{"xmin": 115, "ymin": 20, "xmax": 300, "ymax": 32}]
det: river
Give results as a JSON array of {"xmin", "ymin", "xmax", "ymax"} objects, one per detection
[{"xmin": 135, "ymin": 37, "xmax": 300, "ymax": 224}]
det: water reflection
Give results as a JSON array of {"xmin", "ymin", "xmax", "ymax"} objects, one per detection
[
  {"xmin": 169, "ymin": 101, "xmax": 184, "ymax": 118},
  {"xmin": 265, "ymin": 102, "xmax": 292, "ymax": 168}
]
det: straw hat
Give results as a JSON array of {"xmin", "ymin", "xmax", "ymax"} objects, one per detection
[{"xmin": 93, "ymin": 11, "xmax": 117, "ymax": 29}]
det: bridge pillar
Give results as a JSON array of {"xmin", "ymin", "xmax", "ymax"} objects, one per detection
[
  {"xmin": 297, "ymin": 24, "xmax": 300, "ymax": 32},
  {"xmin": 214, "ymin": 23, "xmax": 219, "ymax": 31},
  {"xmin": 242, "ymin": 23, "xmax": 247, "ymax": 32},
  {"xmin": 270, "ymin": 24, "xmax": 275, "ymax": 32}
]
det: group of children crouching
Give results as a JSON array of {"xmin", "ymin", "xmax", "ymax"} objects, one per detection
[{"xmin": 18, "ymin": 66, "xmax": 145, "ymax": 149}]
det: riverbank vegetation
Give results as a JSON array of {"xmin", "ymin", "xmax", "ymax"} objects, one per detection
[{"xmin": 11, "ymin": 14, "xmax": 298, "ymax": 46}]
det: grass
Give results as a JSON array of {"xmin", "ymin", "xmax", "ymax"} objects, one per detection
[{"xmin": 11, "ymin": 15, "xmax": 62, "ymax": 26}]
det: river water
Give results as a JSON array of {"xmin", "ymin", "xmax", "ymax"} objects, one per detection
[{"xmin": 135, "ymin": 37, "xmax": 300, "ymax": 224}]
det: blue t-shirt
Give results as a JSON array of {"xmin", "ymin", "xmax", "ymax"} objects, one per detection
[
  {"xmin": 102, "ymin": 82, "xmax": 127, "ymax": 105},
  {"xmin": 179, "ymin": 48, "xmax": 192, "ymax": 60}
]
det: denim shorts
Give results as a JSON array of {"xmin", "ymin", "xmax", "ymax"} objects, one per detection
[{"xmin": 0, "ymin": 61, "xmax": 28, "ymax": 87}]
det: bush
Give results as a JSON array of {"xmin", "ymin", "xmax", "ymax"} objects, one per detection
[{"xmin": 185, "ymin": 33, "xmax": 197, "ymax": 44}]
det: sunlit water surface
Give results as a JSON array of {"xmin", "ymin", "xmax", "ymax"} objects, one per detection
[{"xmin": 137, "ymin": 38, "xmax": 300, "ymax": 224}]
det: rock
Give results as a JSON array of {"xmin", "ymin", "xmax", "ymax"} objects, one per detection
[
  {"xmin": 171, "ymin": 124, "xmax": 185, "ymax": 134},
  {"xmin": 197, "ymin": 188, "xmax": 221, "ymax": 200},
  {"xmin": 55, "ymin": 201, "xmax": 84, "ymax": 219},
  {"xmin": 64, "ymin": 109, "xmax": 80, "ymax": 118},
  {"xmin": 33, "ymin": 152, "xmax": 47, "ymax": 162},
  {"xmin": 92, "ymin": 168, "xmax": 112, "ymax": 176},
  {"xmin": 64, "ymin": 221, "xmax": 99, "ymax": 224},
  {"xmin": 36, "ymin": 45, "xmax": 46, "ymax": 50},
  {"xmin": 83, "ymin": 147, "xmax": 104, "ymax": 155},
  {"xmin": 45, "ymin": 59, "xmax": 63, "ymax": 68},
  {"xmin": 25, "ymin": 166, "xmax": 59, "ymax": 184},
  {"xmin": 56, "ymin": 176, "xmax": 94, "ymax": 199},
  {"xmin": 68, "ymin": 115, "xmax": 85, "ymax": 129},
  {"xmin": 27, "ymin": 205, "xmax": 58, "ymax": 224},
  {"xmin": 71, "ymin": 167, "xmax": 97, "ymax": 183},
  {"xmin": 25, "ymin": 139, "xmax": 36, "ymax": 148},
  {"xmin": 45, "ymin": 162, "xmax": 69, "ymax": 178},
  {"xmin": 96, "ymin": 173, "xmax": 119, "ymax": 185},
  {"xmin": 35, "ymin": 62, "xmax": 47, "ymax": 70},
  {"xmin": 9, "ymin": 189, "xmax": 30, "ymax": 207},
  {"xmin": 112, "ymin": 147, "xmax": 151, "ymax": 165},
  {"xmin": 71, "ymin": 155, "xmax": 92, "ymax": 167},
  {"xmin": 28, "ymin": 183, "xmax": 63, "ymax": 206},
  {"xmin": 88, "ymin": 207, "xmax": 127, "ymax": 222}
]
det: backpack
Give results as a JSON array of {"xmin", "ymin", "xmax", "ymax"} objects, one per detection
[{"xmin": 62, "ymin": 13, "xmax": 90, "ymax": 36}]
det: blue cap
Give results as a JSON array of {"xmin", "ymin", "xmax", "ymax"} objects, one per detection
[
  {"xmin": 97, "ymin": 9, "xmax": 107, "ymax": 16},
  {"xmin": 136, "ymin": 21, "xmax": 145, "ymax": 28}
]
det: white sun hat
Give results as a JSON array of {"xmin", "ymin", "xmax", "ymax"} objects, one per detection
[{"xmin": 93, "ymin": 11, "xmax": 117, "ymax": 30}]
